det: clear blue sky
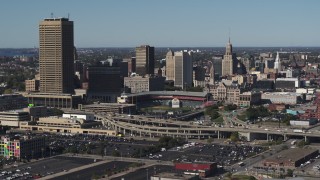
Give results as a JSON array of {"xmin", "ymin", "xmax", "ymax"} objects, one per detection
[{"xmin": 1, "ymin": 0, "xmax": 320, "ymax": 48}]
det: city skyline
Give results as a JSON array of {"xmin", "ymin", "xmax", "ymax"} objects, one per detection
[{"xmin": 1, "ymin": 0, "xmax": 320, "ymax": 48}]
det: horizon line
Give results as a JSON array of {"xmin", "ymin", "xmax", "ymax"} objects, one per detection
[{"xmin": 2, "ymin": 46, "xmax": 320, "ymax": 49}]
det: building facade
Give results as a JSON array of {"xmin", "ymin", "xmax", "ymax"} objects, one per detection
[
  {"xmin": 0, "ymin": 94, "xmax": 28, "ymax": 111},
  {"xmin": 135, "ymin": 45, "xmax": 154, "ymax": 76},
  {"xmin": 222, "ymin": 39, "xmax": 234, "ymax": 76},
  {"xmin": 165, "ymin": 51, "xmax": 193, "ymax": 88},
  {"xmin": 210, "ymin": 82, "xmax": 240, "ymax": 105},
  {"xmin": 24, "ymin": 93, "xmax": 82, "ymax": 109},
  {"xmin": 0, "ymin": 111, "xmax": 30, "ymax": 127},
  {"xmin": 39, "ymin": 18, "xmax": 74, "ymax": 94},
  {"xmin": 238, "ymin": 92, "xmax": 261, "ymax": 107},
  {"xmin": 124, "ymin": 75, "xmax": 165, "ymax": 93},
  {"xmin": 87, "ymin": 64, "xmax": 125, "ymax": 103},
  {"xmin": 261, "ymin": 92, "xmax": 303, "ymax": 105},
  {"xmin": 0, "ymin": 136, "xmax": 45, "ymax": 160},
  {"xmin": 25, "ymin": 79, "xmax": 40, "ymax": 92}
]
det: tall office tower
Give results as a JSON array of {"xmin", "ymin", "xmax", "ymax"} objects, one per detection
[
  {"xmin": 165, "ymin": 50, "xmax": 175, "ymax": 81},
  {"xmin": 135, "ymin": 45, "xmax": 154, "ymax": 76},
  {"xmin": 39, "ymin": 18, "xmax": 74, "ymax": 94},
  {"xmin": 222, "ymin": 38, "xmax": 234, "ymax": 76},
  {"xmin": 165, "ymin": 51, "xmax": 193, "ymax": 89}
]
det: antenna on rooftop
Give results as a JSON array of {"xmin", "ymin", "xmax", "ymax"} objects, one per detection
[
  {"xmin": 51, "ymin": 13, "xmax": 54, "ymax": 18},
  {"xmin": 228, "ymin": 27, "xmax": 231, "ymax": 43},
  {"xmin": 68, "ymin": 13, "xmax": 70, "ymax": 19}
]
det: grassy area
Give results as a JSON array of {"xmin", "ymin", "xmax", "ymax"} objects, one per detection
[
  {"xmin": 213, "ymin": 116, "xmax": 224, "ymax": 124},
  {"xmin": 237, "ymin": 113, "xmax": 247, "ymax": 121},
  {"xmin": 225, "ymin": 175, "xmax": 256, "ymax": 180}
]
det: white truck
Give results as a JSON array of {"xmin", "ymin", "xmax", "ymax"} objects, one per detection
[{"xmin": 293, "ymin": 129, "xmax": 305, "ymax": 133}]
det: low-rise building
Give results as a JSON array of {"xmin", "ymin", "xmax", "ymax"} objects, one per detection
[
  {"xmin": 151, "ymin": 173, "xmax": 199, "ymax": 180},
  {"xmin": 238, "ymin": 92, "xmax": 261, "ymax": 107},
  {"xmin": 275, "ymin": 78, "xmax": 300, "ymax": 91},
  {"xmin": 0, "ymin": 135, "xmax": 45, "ymax": 160},
  {"xmin": 23, "ymin": 106, "xmax": 49, "ymax": 121},
  {"xmin": 269, "ymin": 104, "xmax": 288, "ymax": 112},
  {"xmin": 262, "ymin": 148, "xmax": 318, "ymax": 169},
  {"xmin": 78, "ymin": 103, "xmax": 136, "ymax": 114},
  {"xmin": 262, "ymin": 92, "xmax": 303, "ymax": 105},
  {"xmin": 24, "ymin": 93, "xmax": 82, "ymax": 109},
  {"xmin": 62, "ymin": 112, "xmax": 94, "ymax": 121},
  {"xmin": 290, "ymin": 119, "xmax": 318, "ymax": 126},
  {"xmin": 19, "ymin": 116, "xmax": 117, "ymax": 136},
  {"xmin": 0, "ymin": 111, "xmax": 30, "ymax": 127},
  {"xmin": 174, "ymin": 162, "xmax": 217, "ymax": 178},
  {"xmin": 0, "ymin": 94, "xmax": 28, "ymax": 111},
  {"xmin": 210, "ymin": 82, "xmax": 240, "ymax": 105}
]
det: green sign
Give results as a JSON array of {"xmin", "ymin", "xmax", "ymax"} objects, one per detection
[{"xmin": 28, "ymin": 104, "xmax": 34, "ymax": 107}]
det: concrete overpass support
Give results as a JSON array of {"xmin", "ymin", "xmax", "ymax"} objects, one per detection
[
  {"xmin": 238, "ymin": 132, "xmax": 251, "ymax": 141},
  {"xmin": 217, "ymin": 131, "xmax": 220, "ymax": 139},
  {"xmin": 284, "ymin": 134, "xmax": 287, "ymax": 141}
]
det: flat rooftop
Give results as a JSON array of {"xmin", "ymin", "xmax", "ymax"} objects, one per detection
[
  {"xmin": 121, "ymin": 91, "xmax": 208, "ymax": 98},
  {"xmin": 265, "ymin": 148, "xmax": 318, "ymax": 163}
]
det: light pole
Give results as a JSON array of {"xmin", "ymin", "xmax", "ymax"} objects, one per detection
[{"xmin": 146, "ymin": 168, "xmax": 149, "ymax": 180}]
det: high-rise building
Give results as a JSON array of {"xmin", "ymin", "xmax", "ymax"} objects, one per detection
[
  {"xmin": 39, "ymin": 18, "xmax": 74, "ymax": 94},
  {"xmin": 87, "ymin": 61, "xmax": 128, "ymax": 103},
  {"xmin": 165, "ymin": 51, "xmax": 193, "ymax": 89},
  {"xmin": 222, "ymin": 39, "xmax": 234, "ymax": 76},
  {"xmin": 135, "ymin": 45, "xmax": 154, "ymax": 76}
]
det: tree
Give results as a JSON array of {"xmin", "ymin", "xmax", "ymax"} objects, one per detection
[
  {"xmin": 112, "ymin": 150, "xmax": 120, "ymax": 157},
  {"xmin": 286, "ymin": 169, "xmax": 293, "ymax": 177},
  {"xmin": 207, "ymin": 138, "xmax": 214, "ymax": 144},
  {"xmin": 230, "ymin": 132, "xmax": 239, "ymax": 142},
  {"xmin": 3, "ymin": 89, "xmax": 12, "ymax": 94},
  {"xmin": 224, "ymin": 104, "xmax": 237, "ymax": 111}
]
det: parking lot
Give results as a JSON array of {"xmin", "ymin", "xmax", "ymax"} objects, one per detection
[
  {"xmin": 1, "ymin": 156, "xmax": 100, "ymax": 179},
  {"xmin": 147, "ymin": 143, "xmax": 265, "ymax": 167},
  {"xmin": 52, "ymin": 160, "xmax": 133, "ymax": 180}
]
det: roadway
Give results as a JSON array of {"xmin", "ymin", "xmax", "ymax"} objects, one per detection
[{"xmin": 96, "ymin": 113, "xmax": 320, "ymax": 140}]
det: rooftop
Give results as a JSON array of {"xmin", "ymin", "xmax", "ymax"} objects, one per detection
[
  {"xmin": 121, "ymin": 91, "xmax": 208, "ymax": 98},
  {"xmin": 265, "ymin": 148, "xmax": 318, "ymax": 163}
]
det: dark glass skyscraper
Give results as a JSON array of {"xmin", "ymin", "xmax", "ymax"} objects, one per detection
[{"xmin": 135, "ymin": 45, "xmax": 154, "ymax": 76}]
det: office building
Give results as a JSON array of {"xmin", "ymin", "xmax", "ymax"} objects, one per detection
[
  {"xmin": 0, "ymin": 136, "xmax": 45, "ymax": 160},
  {"xmin": 165, "ymin": 51, "xmax": 193, "ymax": 88},
  {"xmin": 87, "ymin": 63, "xmax": 125, "ymax": 103},
  {"xmin": 0, "ymin": 111, "xmax": 30, "ymax": 127},
  {"xmin": 238, "ymin": 92, "xmax": 261, "ymax": 107},
  {"xmin": 123, "ymin": 57, "xmax": 136, "ymax": 75},
  {"xmin": 222, "ymin": 39, "xmax": 234, "ymax": 76},
  {"xmin": 275, "ymin": 78, "xmax": 300, "ymax": 91},
  {"xmin": 210, "ymin": 82, "xmax": 240, "ymax": 105},
  {"xmin": 25, "ymin": 79, "xmax": 40, "ymax": 92},
  {"xmin": 135, "ymin": 45, "xmax": 154, "ymax": 76},
  {"xmin": 0, "ymin": 94, "xmax": 28, "ymax": 111},
  {"xmin": 24, "ymin": 93, "xmax": 81, "ymax": 109},
  {"xmin": 124, "ymin": 75, "xmax": 165, "ymax": 93},
  {"xmin": 39, "ymin": 18, "xmax": 74, "ymax": 94},
  {"xmin": 261, "ymin": 92, "xmax": 303, "ymax": 105}
]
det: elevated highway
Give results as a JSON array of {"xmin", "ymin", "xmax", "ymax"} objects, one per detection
[{"xmin": 96, "ymin": 113, "xmax": 320, "ymax": 141}]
